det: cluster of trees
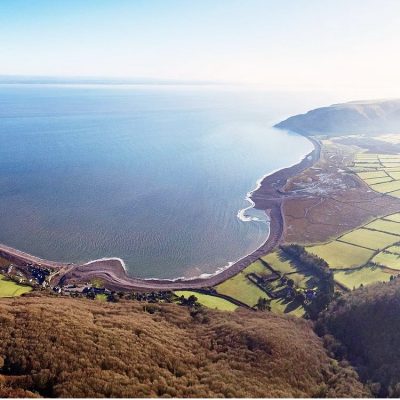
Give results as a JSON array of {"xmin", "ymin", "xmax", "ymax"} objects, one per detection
[
  {"xmin": 317, "ymin": 279, "xmax": 400, "ymax": 397},
  {"xmin": 280, "ymin": 244, "xmax": 335, "ymax": 318},
  {"xmin": 0, "ymin": 293, "xmax": 367, "ymax": 398}
]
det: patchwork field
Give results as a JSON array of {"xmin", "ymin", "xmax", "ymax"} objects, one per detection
[
  {"xmin": 262, "ymin": 251, "xmax": 319, "ymax": 290},
  {"xmin": 174, "ymin": 290, "xmax": 238, "ymax": 311},
  {"xmin": 303, "ymin": 213, "xmax": 400, "ymax": 289},
  {"xmin": 364, "ymin": 176, "xmax": 393, "ymax": 185},
  {"xmin": 383, "ymin": 214, "xmax": 400, "ymax": 223},
  {"xmin": 334, "ymin": 266, "xmax": 391, "ymax": 290},
  {"xmin": 370, "ymin": 180, "xmax": 400, "ymax": 194},
  {"xmin": 372, "ymin": 252, "xmax": 400, "ymax": 270},
  {"xmin": 337, "ymin": 228, "xmax": 399, "ymax": 250},
  {"xmin": 365, "ymin": 219, "xmax": 400, "ymax": 236},
  {"xmin": 214, "ymin": 255, "xmax": 306, "ymax": 316},
  {"xmin": 306, "ymin": 240, "xmax": 374, "ymax": 269},
  {"xmin": 261, "ymin": 252, "xmax": 296, "ymax": 274},
  {"xmin": 270, "ymin": 298, "xmax": 305, "ymax": 317},
  {"xmin": 215, "ymin": 261, "xmax": 270, "ymax": 307},
  {"xmin": 353, "ymin": 153, "xmax": 400, "ymax": 198},
  {"xmin": 0, "ymin": 274, "xmax": 32, "ymax": 297}
]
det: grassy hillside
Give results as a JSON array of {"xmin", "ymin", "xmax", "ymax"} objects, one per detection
[
  {"xmin": 317, "ymin": 279, "xmax": 400, "ymax": 397},
  {"xmin": 0, "ymin": 294, "xmax": 367, "ymax": 398}
]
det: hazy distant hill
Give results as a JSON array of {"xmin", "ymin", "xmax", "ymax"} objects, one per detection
[{"xmin": 275, "ymin": 99, "xmax": 400, "ymax": 135}]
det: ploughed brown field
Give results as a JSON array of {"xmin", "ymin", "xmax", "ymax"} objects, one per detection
[{"xmin": 282, "ymin": 139, "xmax": 400, "ymax": 245}]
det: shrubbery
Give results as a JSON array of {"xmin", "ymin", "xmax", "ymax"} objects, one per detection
[{"xmin": 0, "ymin": 294, "xmax": 367, "ymax": 398}]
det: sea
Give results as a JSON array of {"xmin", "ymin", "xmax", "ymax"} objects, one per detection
[{"xmin": 0, "ymin": 84, "xmax": 332, "ymax": 279}]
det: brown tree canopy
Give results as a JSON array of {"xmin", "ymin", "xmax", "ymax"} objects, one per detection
[
  {"xmin": 318, "ymin": 279, "xmax": 400, "ymax": 397},
  {"xmin": 0, "ymin": 294, "xmax": 367, "ymax": 398}
]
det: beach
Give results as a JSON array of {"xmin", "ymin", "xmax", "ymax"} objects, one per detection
[{"xmin": 0, "ymin": 135, "xmax": 321, "ymax": 291}]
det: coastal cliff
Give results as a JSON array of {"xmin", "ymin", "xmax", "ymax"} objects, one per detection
[{"xmin": 275, "ymin": 99, "xmax": 400, "ymax": 135}]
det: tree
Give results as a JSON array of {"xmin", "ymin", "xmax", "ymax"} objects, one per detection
[
  {"xmin": 256, "ymin": 297, "xmax": 271, "ymax": 311},
  {"xmin": 186, "ymin": 295, "xmax": 198, "ymax": 307}
]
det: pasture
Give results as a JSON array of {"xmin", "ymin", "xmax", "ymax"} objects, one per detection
[
  {"xmin": 338, "ymin": 228, "xmax": 399, "ymax": 250},
  {"xmin": 353, "ymin": 153, "xmax": 400, "ymax": 198},
  {"xmin": 306, "ymin": 240, "xmax": 374, "ymax": 269},
  {"xmin": 334, "ymin": 266, "xmax": 391, "ymax": 290},
  {"xmin": 364, "ymin": 176, "xmax": 393, "ymax": 185},
  {"xmin": 372, "ymin": 252, "xmax": 400, "ymax": 271},
  {"xmin": 262, "ymin": 251, "xmax": 296, "ymax": 274},
  {"xmin": 370, "ymin": 180, "xmax": 400, "ymax": 193},
  {"xmin": 357, "ymin": 171, "xmax": 387, "ymax": 179},
  {"xmin": 0, "ymin": 274, "xmax": 32, "ymax": 298},
  {"xmin": 174, "ymin": 290, "xmax": 238, "ymax": 311},
  {"xmin": 215, "ymin": 261, "xmax": 270, "ymax": 307},
  {"xmin": 383, "ymin": 213, "xmax": 400, "ymax": 223},
  {"xmin": 365, "ymin": 219, "xmax": 400, "ymax": 236}
]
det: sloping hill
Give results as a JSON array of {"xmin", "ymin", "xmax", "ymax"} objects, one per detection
[
  {"xmin": 317, "ymin": 279, "xmax": 400, "ymax": 397},
  {"xmin": 275, "ymin": 99, "xmax": 400, "ymax": 135},
  {"xmin": 0, "ymin": 294, "xmax": 367, "ymax": 398}
]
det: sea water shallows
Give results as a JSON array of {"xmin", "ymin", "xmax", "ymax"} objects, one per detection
[{"xmin": 0, "ymin": 84, "xmax": 319, "ymax": 278}]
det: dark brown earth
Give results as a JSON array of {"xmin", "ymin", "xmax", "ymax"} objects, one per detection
[{"xmin": 282, "ymin": 138, "xmax": 400, "ymax": 244}]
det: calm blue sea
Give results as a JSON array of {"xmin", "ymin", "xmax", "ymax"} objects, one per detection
[{"xmin": 0, "ymin": 84, "xmax": 328, "ymax": 278}]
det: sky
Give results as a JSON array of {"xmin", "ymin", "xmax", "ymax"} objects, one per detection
[{"xmin": 1, "ymin": 0, "xmax": 400, "ymax": 94}]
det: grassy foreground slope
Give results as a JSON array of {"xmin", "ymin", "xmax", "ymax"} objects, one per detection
[
  {"xmin": 0, "ymin": 295, "xmax": 367, "ymax": 398},
  {"xmin": 317, "ymin": 279, "xmax": 400, "ymax": 397}
]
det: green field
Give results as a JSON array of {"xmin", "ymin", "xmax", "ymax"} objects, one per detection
[
  {"xmin": 96, "ymin": 293, "xmax": 108, "ymax": 302},
  {"xmin": 334, "ymin": 266, "xmax": 391, "ymax": 290},
  {"xmin": 175, "ymin": 290, "xmax": 238, "ymax": 311},
  {"xmin": 378, "ymin": 154, "xmax": 400, "ymax": 158},
  {"xmin": 388, "ymin": 190, "xmax": 400, "ymax": 199},
  {"xmin": 381, "ymin": 158, "xmax": 400, "ymax": 162},
  {"xmin": 353, "ymin": 153, "xmax": 400, "ymax": 198},
  {"xmin": 388, "ymin": 171, "xmax": 400, "ymax": 180},
  {"xmin": 382, "ymin": 163, "xmax": 400, "ymax": 168},
  {"xmin": 372, "ymin": 252, "xmax": 400, "ymax": 270},
  {"xmin": 306, "ymin": 240, "xmax": 375, "ymax": 269},
  {"xmin": 378, "ymin": 167, "xmax": 400, "ymax": 171},
  {"xmin": 270, "ymin": 298, "xmax": 305, "ymax": 317},
  {"xmin": 385, "ymin": 245, "xmax": 400, "ymax": 254},
  {"xmin": 383, "ymin": 213, "xmax": 400, "ymax": 223},
  {"xmin": 364, "ymin": 176, "xmax": 393, "ymax": 185},
  {"xmin": 287, "ymin": 271, "xmax": 316, "ymax": 288},
  {"xmin": 338, "ymin": 228, "xmax": 399, "ymax": 250},
  {"xmin": 0, "ymin": 274, "xmax": 32, "ymax": 297},
  {"xmin": 357, "ymin": 171, "xmax": 388, "ymax": 179},
  {"xmin": 370, "ymin": 180, "xmax": 400, "ymax": 193},
  {"xmin": 354, "ymin": 162, "xmax": 382, "ymax": 168},
  {"xmin": 365, "ymin": 219, "xmax": 400, "ymax": 236},
  {"xmin": 261, "ymin": 251, "xmax": 296, "ymax": 274},
  {"xmin": 242, "ymin": 260, "xmax": 270, "ymax": 275},
  {"xmin": 215, "ymin": 261, "xmax": 270, "ymax": 307}
]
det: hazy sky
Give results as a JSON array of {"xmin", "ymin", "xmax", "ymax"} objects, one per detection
[{"xmin": 1, "ymin": 0, "xmax": 400, "ymax": 92}]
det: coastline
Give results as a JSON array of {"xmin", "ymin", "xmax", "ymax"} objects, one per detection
[{"xmin": 0, "ymin": 132, "xmax": 321, "ymax": 291}]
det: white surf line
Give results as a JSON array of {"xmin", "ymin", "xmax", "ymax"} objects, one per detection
[
  {"xmin": 237, "ymin": 152, "xmax": 313, "ymax": 222},
  {"xmin": 84, "ymin": 143, "xmax": 315, "ymax": 283},
  {"xmin": 83, "ymin": 257, "xmax": 128, "ymax": 272}
]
